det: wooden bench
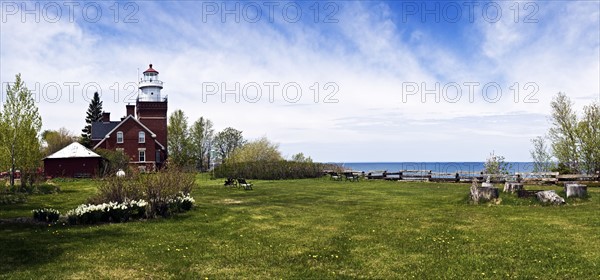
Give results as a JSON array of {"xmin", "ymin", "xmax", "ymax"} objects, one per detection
[
  {"xmin": 224, "ymin": 177, "xmax": 236, "ymax": 187},
  {"xmin": 328, "ymin": 172, "xmax": 343, "ymax": 181},
  {"xmin": 237, "ymin": 178, "xmax": 253, "ymax": 190},
  {"xmin": 344, "ymin": 172, "xmax": 359, "ymax": 182}
]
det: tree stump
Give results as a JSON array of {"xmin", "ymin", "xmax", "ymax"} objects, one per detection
[
  {"xmin": 470, "ymin": 180, "xmax": 499, "ymax": 203},
  {"xmin": 564, "ymin": 184, "xmax": 587, "ymax": 198},
  {"xmin": 536, "ymin": 190, "xmax": 565, "ymax": 205},
  {"xmin": 503, "ymin": 182, "xmax": 524, "ymax": 193}
]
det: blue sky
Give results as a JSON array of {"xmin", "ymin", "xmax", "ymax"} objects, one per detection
[{"xmin": 1, "ymin": 1, "xmax": 599, "ymax": 162}]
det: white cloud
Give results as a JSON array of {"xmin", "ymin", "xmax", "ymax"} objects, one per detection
[{"xmin": 1, "ymin": 1, "xmax": 598, "ymax": 162}]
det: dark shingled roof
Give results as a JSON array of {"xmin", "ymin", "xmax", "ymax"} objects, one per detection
[{"xmin": 91, "ymin": 121, "xmax": 120, "ymax": 140}]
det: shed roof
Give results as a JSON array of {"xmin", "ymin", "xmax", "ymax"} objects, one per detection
[{"xmin": 45, "ymin": 142, "xmax": 102, "ymax": 159}]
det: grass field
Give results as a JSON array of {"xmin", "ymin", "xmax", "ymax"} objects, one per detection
[{"xmin": 1, "ymin": 176, "xmax": 599, "ymax": 279}]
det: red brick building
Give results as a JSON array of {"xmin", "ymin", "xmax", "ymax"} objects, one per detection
[{"xmin": 91, "ymin": 64, "xmax": 168, "ymax": 171}]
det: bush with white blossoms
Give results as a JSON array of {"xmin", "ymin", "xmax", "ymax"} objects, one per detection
[
  {"xmin": 168, "ymin": 192, "xmax": 196, "ymax": 212},
  {"xmin": 66, "ymin": 199, "xmax": 149, "ymax": 225},
  {"xmin": 32, "ymin": 208, "xmax": 60, "ymax": 223},
  {"xmin": 149, "ymin": 192, "xmax": 196, "ymax": 217},
  {"xmin": 66, "ymin": 193, "xmax": 196, "ymax": 224}
]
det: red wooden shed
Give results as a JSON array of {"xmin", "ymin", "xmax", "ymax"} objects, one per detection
[{"xmin": 43, "ymin": 142, "xmax": 102, "ymax": 178}]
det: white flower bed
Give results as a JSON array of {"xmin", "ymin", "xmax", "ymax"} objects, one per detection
[
  {"xmin": 66, "ymin": 194, "xmax": 195, "ymax": 224},
  {"xmin": 66, "ymin": 199, "xmax": 149, "ymax": 224}
]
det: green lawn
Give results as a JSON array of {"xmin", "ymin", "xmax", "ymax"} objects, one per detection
[{"xmin": 1, "ymin": 176, "xmax": 599, "ymax": 279}]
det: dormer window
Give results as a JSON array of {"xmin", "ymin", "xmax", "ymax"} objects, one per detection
[
  {"xmin": 116, "ymin": 131, "xmax": 124, "ymax": 143},
  {"xmin": 139, "ymin": 131, "xmax": 145, "ymax": 143}
]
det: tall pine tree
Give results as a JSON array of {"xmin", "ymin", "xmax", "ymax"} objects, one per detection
[{"xmin": 81, "ymin": 92, "xmax": 103, "ymax": 148}]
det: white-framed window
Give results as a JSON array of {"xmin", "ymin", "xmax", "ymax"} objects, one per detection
[
  {"xmin": 139, "ymin": 131, "xmax": 145, "ymax": 143},
  {"xmin": 116, "ymin": 131, "xmax": 124, "ymax": 143},
  {"xmin": 139, "ymin": 150, "xmax": 146, "ymax": 162},
  {"xmin": 116, "ymin": 148, "xmax": 124, "ymax": 153}
]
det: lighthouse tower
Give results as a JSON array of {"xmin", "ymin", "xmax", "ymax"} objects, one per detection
[
  {"xmin": 139, "ymin": 64, "xmax": 163, "ymax": 101},
  {"xmin": 136, "ymin": 64, "xmax": 168, "ymax": 157}
]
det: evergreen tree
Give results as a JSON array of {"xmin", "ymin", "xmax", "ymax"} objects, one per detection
[{"xmin": 81, "ymin": 92, "xmax": 103, "ymax": 147}]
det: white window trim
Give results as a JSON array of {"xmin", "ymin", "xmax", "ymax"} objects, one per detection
[
  {"xmin": 116, "ymin": 131, "xmax": 124, "ymax": 143},
  {"xmin": 139, "ymin": 131, "xmax": 145, "ymax": 143},
  {"xmin": 139, "ymin": 150, "xmax": 146, "ymax": 162}
]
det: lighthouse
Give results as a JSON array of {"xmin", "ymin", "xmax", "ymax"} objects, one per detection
[
  {"xmin": 90, "ymin": 63, "xmax": 169, "ymax": 171},
  {"xmin": 136, "ymin": 64, "xmax": 168, "ymax": 158},
  {"xmin": 138, "ymin": 64, "xmax": 163, "ymax": 101}
]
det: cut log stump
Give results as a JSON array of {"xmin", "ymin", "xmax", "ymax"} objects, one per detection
[
  {"xmin": 503, "ymin": 182, "xmax": 524, "ymax": 193},
  {"xmin": 536, "ymin": 190, "xmax": 565, "ymax": 205},
  {"xmin": 564, "ymin": 184, "xmax": 587, "ymax": 198},
  {"xmin": 470, "ymin": 186, "xmax": 499, "ymax": 204}
]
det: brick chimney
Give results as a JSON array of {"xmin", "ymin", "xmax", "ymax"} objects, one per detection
[
  {"xmin": 126, "ymin": 104, "xmax": 135, "ymax": 117},
  {"xmin": 102, "ymin": 112, "xmax": 110, "ymax": 122}
]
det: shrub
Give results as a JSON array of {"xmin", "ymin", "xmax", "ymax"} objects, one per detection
[
  {"xmin": 66, "ymin": 195, "xmax": 196, "ymax": 225},
  {"xmin": 66, "ymin": 199, "xmax": 149, "ymax": 224},
  {"xmin": 96, "ymin": 149, "xmax": 130, "ymax": 177},
  {"xmin": 141, "ymin": 171, "xmax": 196, "ymax": 217},
  {"xmin": 20, "ymin": 171, "xmax": 45, "ymax": 190},
  {"xmin": 168, "ymin": 192, "xmax": 196, "ymax": 213},
  {"xmin": 32, "ymin": 208, "xmax": 60, "ymax": 223},
  {"xmin": 0, "ymin": 194, "xmax": 27, "ymax": 205},
  {"xmin": 36, "ymin": 184, "xmax": 60, "ymax": 194},
  {"xmin": 484, "ymin": 152, "xmax": 511, "ymax": 175},
  {"xmin": 89, "ymin": 175, "xmax": 144, "ymax": 205},
  {"xmin": 213, "ymin": 160, "xmax": 329, "ymax": 180},
  {"xmin": 87, "ymin": 168, "xmax": 196, "ymax": 219},
  {"xmin": 2, "ymin": 181, "xmax": 60, "ymax": 195}
]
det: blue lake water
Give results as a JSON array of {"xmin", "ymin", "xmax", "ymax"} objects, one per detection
[{"xmin": 334, "ymin": 162, "xmax": 535, "ymax": 174}]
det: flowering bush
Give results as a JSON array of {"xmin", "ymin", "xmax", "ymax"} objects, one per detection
[
  {"xmin": 32, "ymin": 208, "xmax": 60, "ymax": 223},
  {"xmin": 0, "ymin": 193, "xmax": 27, "ymax": 205},
  {"xmin": 167, "ymin": 192, "xmax": 196, "ymax": 213},
  {"xmin": 90, "ymin": 169, "xmax": 196, "ymax": 218},
  {"xmin": 66, "ymin": 199, "xmax": 148, "ymax": 224}
]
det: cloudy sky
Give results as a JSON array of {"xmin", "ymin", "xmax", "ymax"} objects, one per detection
[{"xmin": 1, "ymin": 1, "xmax": 599, "ymax": 162}]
